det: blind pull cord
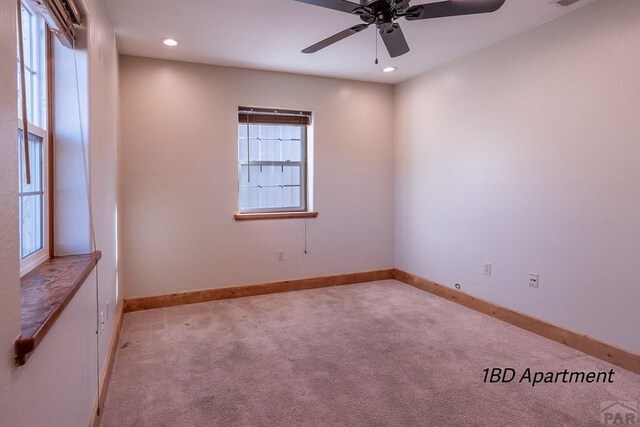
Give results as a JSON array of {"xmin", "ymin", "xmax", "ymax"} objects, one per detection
[
  {"xmin": 17, "ymin": 0, "xmax": 31, "ymax": 185},
  {"xmin": 304, "ymin": 218, "xmax": 308, "ymax": 255}
]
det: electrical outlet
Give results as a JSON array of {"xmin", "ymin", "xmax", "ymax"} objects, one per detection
[
  {"xmin": 483, "ymin": 262, "xmax": 492, "ymax": 276},
  {"xmin": 99, "ymin": 311, "xmax": 105, "ymax": 334},
  {"xmin": 529, "ymin": 273, "xmax": 539, "ymax": 288},
  {"xmin": 277, "ymin": 250, "xmax": 285, "ymax": 261}
]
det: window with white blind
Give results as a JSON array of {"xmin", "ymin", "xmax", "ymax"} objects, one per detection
[
  {"xmin": 17, "ymin": 1, "xmax": 49, "ymax": 276},
  {"xmin": 237, "ymin": 107, "xmax": 312, "ymax": 214}
]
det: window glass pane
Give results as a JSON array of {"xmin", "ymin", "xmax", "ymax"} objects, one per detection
[
  {"xmin": 282, "ymin": 186, "xmax": 301, "ymax": 208},
  {"xmin": 18, "ymin": 131, "xmax": 44, "ymax": 193},
  {"xmin": 259, "ymin": 138, "xmax": 280, "ymax": 162},
  {"xmin": 238, "ymin": 137, "xmax": 260, "ymax": 162},
  {"xmin": 237, "ymin": 124, "xmax": 259, "ymax": 139},
  {"xmin": 25, "ymin": 66, "xmax": 34, "ymax": 124},
  {"xmin": 21, "ymin": 6, "xmax": 32, "ymax": 70},
  {"xmin": 239, "ymin": 181, "xmax": 260, "ymax": 210},
  {"xmin": 17, "ymin": 3, "xmax": 46, "ymax": 129},
  {"xmin": 237, "ymin": 118, "xmax": 307, "ymax": 212},
  {"xmin": 17, "ymin": 61, "xmax": 22, "ymax": 119},
  {"xmin": 18, "ymin": 131, "xmax": 44, "ymax": 259},
  {"xmin": 259, "ymin": 186, "xmax": 281, "ymax": 209},
  {"xmin": 282, "ymin": 165, "xmax": 301, "ymax": 186},
  {"xmin": 239, "ymin": 165, "xmax": 303, "ymax": 210},
  {"xmin": 19, "ymin": 194, "xmax": 43, "ymax": 259},
  {"xmin": 282, "ymin": 139, "xmax": 302, "ymax": 162}
]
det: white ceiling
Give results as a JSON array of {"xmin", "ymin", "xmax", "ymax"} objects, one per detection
[{"xmin": 104, "ymin": 0, "xmax": 596, "ymax": 84}]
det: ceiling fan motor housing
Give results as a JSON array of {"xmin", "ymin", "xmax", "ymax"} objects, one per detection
[{"xmin": 354, "ymin": 0, "xmax": 420, "ymax": 30}]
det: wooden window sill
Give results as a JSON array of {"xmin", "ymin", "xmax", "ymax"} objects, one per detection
[
  {"xmin": 234, "ymin": 211, "xmax": 319, "ymax": 221},
  {"xmin": 14, "ymin": 251, "xmax": 101, "ymax": 366}
]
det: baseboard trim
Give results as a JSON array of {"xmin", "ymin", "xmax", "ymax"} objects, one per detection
[
  {"xmin": 123, "ymin": 269, "xmax": 395, "ymax": 313},
  {"xmin": 393, "ymin": 269, "xmax": 640, "ymax": 375},
  {"xmin": 89, "ymin": 301, "xmax": 125, "ymax": 427}
]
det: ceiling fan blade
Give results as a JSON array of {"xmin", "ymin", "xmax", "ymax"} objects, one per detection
[
  {"xmin": 379, "ymin": 23, "xmax": 410, "ymax": 58},
  {"xmin": 405, "ymin": 0, "xmax": 506, "ymax": 21},
  {"xmin": 302, "ymin": 24, "xmax": 370, "ymax": 54},
  {"xmin": 293, "ymin": 0, "xmax": 364, "ymax": 14}
]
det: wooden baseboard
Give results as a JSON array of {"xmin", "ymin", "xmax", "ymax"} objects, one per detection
[
  {"xmin": 123, "ymin": 269, "xmax": 395, "ymax": 313},
  {"xmin": 120, "ymin": 268, "xmax": 639, "ymax": 374},
  {"xmin": 89, "ymin": 301, "xmax": 125, "ymax": 427},
  {"xmin": 393, "ymin": 269, "xmax": 640, "ymax": 375}
]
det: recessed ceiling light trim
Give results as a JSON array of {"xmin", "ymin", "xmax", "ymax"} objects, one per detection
[
  {"xmin": 382, "ymin": 66, "xmax": 398, "ymax": 73},
  {"xmin": 161, "ymin": 38, "xmax": 180, "ymax": 47}
]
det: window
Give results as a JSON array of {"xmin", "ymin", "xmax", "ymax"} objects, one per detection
[
  {"xmin": 237, "ymin": 107, "xmax": 312, "ymax": 214},
  {"xmin": 18, "ymin": 2, "xmax": 47, "ymax": 129},
  {"xmin": 17, "ymin": 1, "xmax": 49, "ymax": 276}
]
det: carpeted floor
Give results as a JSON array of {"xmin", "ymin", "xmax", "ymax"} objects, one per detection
[{"xmin": 101, "ymin": 280, "xmax": 639, "ymax": 426}]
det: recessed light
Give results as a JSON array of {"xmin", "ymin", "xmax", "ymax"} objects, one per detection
[
  {"xmin": 382, "ymin": 66, "xmax": 397, "ymax": 73},
  {"xmin": 161, "ymin": 38, "xmax": 180, "ymax": 47}
]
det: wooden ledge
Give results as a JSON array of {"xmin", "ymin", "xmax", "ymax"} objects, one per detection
[
  {"xmin": 234, "ymin": 211, "xmax": 319, "ymax": 221},
  {"xmin": 15, "ymin": 251, "xmax": 101, "ymax": 366}
]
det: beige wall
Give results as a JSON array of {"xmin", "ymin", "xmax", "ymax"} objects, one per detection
[
  {"xmin": 0, "ymin": 0, "xmax": 120, "ymax": 425},
  {"xmin": 394, "ymin": 0, "xmax": 640, "ymax": 353},
  {"xmin": 119, "ymin": 56, "xmax": 394, "ymax": 298}
]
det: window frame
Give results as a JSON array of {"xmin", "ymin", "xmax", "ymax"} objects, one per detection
[
  {"xmin": 18, "ymin": 122, "xmax": 50, "ymax": 277},
  {"xmin": 18, "ymin": 1, "xmax": 51, "ymax": 277},
  {"xmin": 237, "ymin": 123, "xmax": 309, "ymax": 214}
]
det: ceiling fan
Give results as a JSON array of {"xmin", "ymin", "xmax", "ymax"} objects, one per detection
[{"xmin": 295, "ymin": 0, "xmax": 506, "ymax": 58}]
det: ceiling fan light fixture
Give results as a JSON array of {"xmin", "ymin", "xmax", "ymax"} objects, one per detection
[
  {"xmin": 161, "ymin": 38, "xmax": 180, "ymax": 47},
  {"xmin": 382, "ymin": 66, "xmax": 397, "ymax": 73}
]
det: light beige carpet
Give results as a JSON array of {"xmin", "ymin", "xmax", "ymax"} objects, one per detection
[{"xmin": 101, "ymin": 280, "xmax": 639, "ymax": 426}]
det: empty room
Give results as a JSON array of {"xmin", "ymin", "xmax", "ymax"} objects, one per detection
[{"xmin": 1, "ymin": 0, "xmax": 639, "ymax": 426}]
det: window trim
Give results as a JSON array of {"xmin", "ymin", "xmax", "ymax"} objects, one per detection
[
  {"xmin": 234, "ymin": 211, "xmax": 318, "ymax": 221},
  {"xmin": 18, "ymin": 121, "xmax": 50, "ymax": 278},
  {"xmin": 237, "ymin": 121, "xmax": 309, "ymax": 214}
]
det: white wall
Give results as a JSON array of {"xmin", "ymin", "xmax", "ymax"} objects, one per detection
[
  {"xmin": 2, "ymin": 271, "xmax": 99, "ymax": 427},
  {"xmin": 0, "ymin": 0, "xmax": 22, "ymax": 417},
  {"xmin": 85, "ymin": 0, "xmax": 121, "ymax": 376},
  {"xmin": 119, "ymin": 57, "xmax": 394, "ymax": 298},
  {"xmin": 0, "ymin": 0, "xmax": 120, "ymax": 425},
  {"xmin": 394, "ymin": 0, "xmax": 640, "ymax": 353},
  {"xmin": 54, "ymin": 31, "xmax": 91, "ymax": 256}
]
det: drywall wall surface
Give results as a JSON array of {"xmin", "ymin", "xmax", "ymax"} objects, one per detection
[
  {"xmin": 0, "ymin": 0, "xmax": 22, "ymax": 417},
  {"xmin": 53, "ymin": 32, "xmax": 91, "ymax": 256},
  {"xmin": 1, "ymin": 272, "xmax": 99, "ymax": 427},
  {"xmin": 394, "ymin": 0, "xmax": 640, "ymax": 352},
  {"xmin": 86, "ymin": 0, "xmax": 121, "ymax": 376},
  {"xmin": 0, "ymin": 0, "xmax": 121, "ymax": 425},
  {"xmin": 119, "ymin": 57, "xmax": 395, "ymax": 298}
]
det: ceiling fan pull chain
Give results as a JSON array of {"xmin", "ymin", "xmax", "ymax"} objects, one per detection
[{"xmin": 375, "ymin": 29, "xmax": 379, "ymax": 65}]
